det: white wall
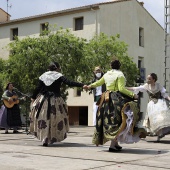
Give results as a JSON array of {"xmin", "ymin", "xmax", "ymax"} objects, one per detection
[
  {"xmin": 98, "ymin": 0, "xmax": 165, "ymax": 116},
  {"xmin": 0, "ymin": 11, "xmax": 97, "ymax": 59}
]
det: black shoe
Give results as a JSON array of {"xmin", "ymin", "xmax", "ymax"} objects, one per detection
[
  {"xmin": 109, "ymin": 147, "xmax": 119, "ymax": 152},
  {"xmin": 13, "ymin": 130, "xmax": 19, "ymax": 133},
  {"xmin": 43, "ymin": 143, "xmax": 48, "ymax": 147},
  {"xmin": 115, "ymin": 145, "xmax": 122, "ymax": 150}
]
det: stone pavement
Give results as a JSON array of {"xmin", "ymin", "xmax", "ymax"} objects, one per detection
[{"xmin": 0, "ymin": 126, "xmax": 170, "ymax": 170}]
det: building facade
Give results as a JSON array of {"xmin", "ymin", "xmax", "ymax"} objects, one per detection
[{"xmin": 0, "ymin": 0, "xmax": 167, "ymax": 126}]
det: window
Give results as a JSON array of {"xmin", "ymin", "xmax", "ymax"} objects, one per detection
[
  {"xmin": 40, "ymin": 23, "xmax": 49, "ymax": 35},
  {"xmin": 11, "ymin": 28, "xmax": 18, "ymax": 40},
  {"xmin": 138, "ymin": 58, "xmax": 145, "ymax": 82},
  {"xmin": 139, "ymin": 27, "xmax": 144, "ymax": 47},
  {"xmin": 74, "ymin": 88, "xmax": 81, "ymax": 97},
  {"xmin": 138, "ymin": 59, "xmax": 142, "ymax": 69},
  {"xmin": 74, "ymin": 17, "xmax": 83, "ymax": 31},
  {"xmin": 76, "ymin": 89, "xmax": 81, "ymax": 96},
  {"xmin": 137, "ymin": 57, "xmax": 145, "ymax": 98}
]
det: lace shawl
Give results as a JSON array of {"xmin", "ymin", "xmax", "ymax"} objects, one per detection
[
  {"xmin": 39, "ymin": 71, "xmax": 63, "ymax": 86},
  {"xmin": 133, "ymin": 83, "xmax": 168, "ymax": 99}
]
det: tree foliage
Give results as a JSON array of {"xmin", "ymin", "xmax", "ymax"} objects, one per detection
[
  {"xmin": 0, "ymin": 58, "xmax": 6, "ymax": 101},
  {"xmin": 1, "ymin": 27, "xmax": 138, "ymax": 100},
  {"xmin": 84, "ymin": 33, "xmax": 138, "ymax": 86}
]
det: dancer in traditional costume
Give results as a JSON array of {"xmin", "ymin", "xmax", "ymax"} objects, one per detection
[
  {"xmin": 127, "ymin": 73, "xmax": 170, "ymax": 141},
  {"xmin": 85, "ymin": 59, "xmax": 146, "ymax": 152},
  {"xmin": 30, "ymin": 62, "xmax": 84, "ymax": 146}
]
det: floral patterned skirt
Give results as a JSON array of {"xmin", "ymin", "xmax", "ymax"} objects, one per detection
[
  {"xmin": 92, "ymin": 91, "xmax": 146, "ymax": 146},
  {"xmin": 30, "ymin": 94, "xmax": 69, "ymax": 144}
]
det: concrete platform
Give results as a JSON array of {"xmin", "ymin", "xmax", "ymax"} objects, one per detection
[{"xmin": 0, "ymin": 126, "xmax": 170, "ymax": 170}]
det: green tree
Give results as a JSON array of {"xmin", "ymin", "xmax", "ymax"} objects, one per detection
[
  {"xmin": 5, "ymin": 27, "xmax": 87, "ymax": 100},
  {"xmin": 84, "ymin": 33, "xmax": 139, "ymax": 86},
  {"xmin": 0, "ymin": 59, "xmax": 6, "ymax": 97},
  {"xmin": 4, "ymin": 27, "xmax": 138, "ymax": 100}
]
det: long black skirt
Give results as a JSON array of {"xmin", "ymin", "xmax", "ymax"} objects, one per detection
[
  {"xmin": 0, "ymin": 104, "xmax": 22, "ymax": 128},
  {"xmin": 7, "ymin": 104, "xmax": 22, "ymax": 127}
]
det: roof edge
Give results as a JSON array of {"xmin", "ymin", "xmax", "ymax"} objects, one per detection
[{"xmin": 0, "ymin": 0, "xmax": 130, "ymax": 25}]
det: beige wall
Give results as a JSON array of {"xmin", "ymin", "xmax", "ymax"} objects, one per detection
[
  {"xmin": 67, "ymin": 88, "xmax": 94, "ymax": 126},
  {"xmin": 0, "ymin": 9, "xmax": 10, "ymax": 22}
]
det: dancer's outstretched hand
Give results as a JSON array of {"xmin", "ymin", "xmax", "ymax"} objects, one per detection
[
  {"xmin": 83, "ymin": 85, "xmax": 92, "ymax": 91},
  {"xmin": 87, "ymin": 85, "xmax": 92, "ymax": 90},
  {"xmin": 83, "ymin": 85, "xmax": 88, "ymax": 90}
]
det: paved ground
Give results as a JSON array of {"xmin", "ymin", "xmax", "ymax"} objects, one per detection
[{"xmin": 0, "ymin": 126, "xmax": 170, "ymax": 170}]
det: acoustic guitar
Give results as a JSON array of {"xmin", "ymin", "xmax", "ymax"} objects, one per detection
[{"xmin": 3, "ymin": 95, "xmax": 25, "ymax": 108}]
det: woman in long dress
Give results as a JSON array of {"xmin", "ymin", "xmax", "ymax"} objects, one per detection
[
  {"xmin": 85, "ymin": 59, "xmax": 146, "ymax": 152},
  {"xmin": 0, "ymin": 82, "xmax": 22, "ymax": 133},
  {"xmin": 127, "ymin": 73, "xmax": 170, "ymax": 141},
  {"xmin": 30, "ymin": 62, "xmax": 85, "ymax": 146}
]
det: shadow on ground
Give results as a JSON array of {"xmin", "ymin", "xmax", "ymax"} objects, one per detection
[
  {"xmin": 44, "ymin": 142, "xmax": 96, "ymax": 148},
  {"xmin": 146, "ymin": 140, "xmax": 170, "ymax": 144},
  {"xmin": 101, "ymin": 148, "xmax": 168, "ymax": 155}
]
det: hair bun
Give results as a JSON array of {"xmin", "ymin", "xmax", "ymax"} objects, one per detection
[
  {"xmin": 110, "ymin": 60, "xmax": 121, "ymax": 70},
  {"xmin": 48, "ymin": 62, "xmax": 60, "ymax": 71}
]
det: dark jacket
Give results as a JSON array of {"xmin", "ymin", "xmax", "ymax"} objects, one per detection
[{"xmin": 32, "ymin": 76, "xmax": 84, "ymax": 99}]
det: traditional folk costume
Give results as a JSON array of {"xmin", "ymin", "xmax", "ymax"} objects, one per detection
[
  {"xmin": 30, "ymin": 71, "xmax": 84, "ymax": 145},
  {"xmin": 90, "ymin": 69, "xmax": 146, "ymax": 146},
  {"xmin": 132, "ymin": 83, "xmax": 170, "ymax": 139},
  {"xmin": 0, "ymin": 90, "xmax": 22, "ymax": 132}
]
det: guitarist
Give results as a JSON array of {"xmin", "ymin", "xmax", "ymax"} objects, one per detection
[{"xmin": 0, "ymin": 82, "xmax": 22, "ymax": 134}]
